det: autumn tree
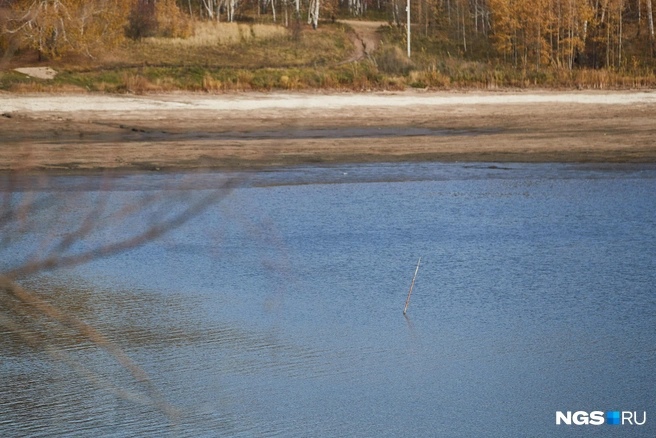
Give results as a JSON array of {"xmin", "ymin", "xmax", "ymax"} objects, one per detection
[
  {"xmin": 5, "ymin": 0, "xmax": 133, "ymax": 59},
  {"xmin": 126, "ymin": 0, "xmax": 157, "ymax": 38},
  {"xmin": 488, "ymin": 0, "xmax": 595, "ymax": 69}
]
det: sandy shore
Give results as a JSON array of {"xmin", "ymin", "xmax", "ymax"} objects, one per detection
[{"xmin": 1, "ymin": 90, "xmax": 655, "ymax": 171}]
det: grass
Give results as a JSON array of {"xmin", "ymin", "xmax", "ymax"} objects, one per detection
[
  {"xmin": 2, "ymin": 19, "xmax": 656, "ymax": 92},
  {"xmin": 142, "ymin": 21, "xmax": 288, "ymax": 46},
  {"xmin": 1, "ymin": 20, "xmax": 357, "ymax": 92}
]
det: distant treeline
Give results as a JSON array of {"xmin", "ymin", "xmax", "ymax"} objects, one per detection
[
  {"xmin": 1, "ymin": 0, "xmax": 654, "ymax": 70},
  {"xmin": 174, "ymin": 0, "xmax": 656, "ymax": 70}
]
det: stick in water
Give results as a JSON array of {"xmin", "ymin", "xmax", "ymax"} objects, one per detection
[{"xmin": 403, "ymin": 257, "xmax": 421, "ymax": 315}]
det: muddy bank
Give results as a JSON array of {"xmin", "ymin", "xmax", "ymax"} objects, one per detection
[{"xmin": 1, "ymin": 91, "xmax": 655, "ymax": 171}]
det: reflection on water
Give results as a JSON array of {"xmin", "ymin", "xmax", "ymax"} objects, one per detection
[
  {"xmin": 1, "ymin": 277, "xmax": 341, "ymax": 436},
  {"xmin": 1, "ymin": 163, "xmax": 655, "ymax": 437}
]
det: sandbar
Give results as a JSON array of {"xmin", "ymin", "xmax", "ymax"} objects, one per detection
[{"xmin": 1, "ymin": 90, "xmax": 655, "ymax": 172}]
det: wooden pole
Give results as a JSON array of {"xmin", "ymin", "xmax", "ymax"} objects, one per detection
[{"xmin": 403, "ymin": 257, "xmax": 421, "ymax": 315}]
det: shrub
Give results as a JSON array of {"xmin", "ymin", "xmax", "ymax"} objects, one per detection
[
  {"xmin": 126, "ymin": 0, "xmax": 192, "ymax": 40},
  {"xmin": 126, "ymin": 0, "xmax": 158, "ymax": 39},
  {"xmin": 375, "ymin": 45, "xmax": 414, "ymax": 75}
]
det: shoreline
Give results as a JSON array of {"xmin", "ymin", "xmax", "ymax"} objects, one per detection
[{"xmin": 2, "ymin": 90, "xmax": 656, "ymax": 172}]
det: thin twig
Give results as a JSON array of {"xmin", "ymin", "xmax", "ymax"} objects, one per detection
[{"xmin": 6, "ymin": 178, "xmax": 239, "ymax": 279}]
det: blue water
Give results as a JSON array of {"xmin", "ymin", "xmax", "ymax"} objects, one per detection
[{"xmin": 1, "ymin": 163, "xmax": 655, "ymax": 437}]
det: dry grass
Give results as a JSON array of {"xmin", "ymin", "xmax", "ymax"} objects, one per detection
[
  {"xmin": 3, "ymin": 18, "xmax": 656, "ymax": 93},
  {"xmin": 143, "ymin": 21, "xmax": 288, "ymax": 46},
  {"xmin": 374, "ymin": 45, "xmax": 414, "ymax": 75}
]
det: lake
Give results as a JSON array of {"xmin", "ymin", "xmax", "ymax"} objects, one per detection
[{"xmin": 1, "ymin": 162, "xmax": 655, "ymax": 437}]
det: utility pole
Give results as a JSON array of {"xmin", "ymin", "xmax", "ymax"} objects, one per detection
[{"xmin": 406, "ymin": 0, "xmax": 411, "ymax": 57}]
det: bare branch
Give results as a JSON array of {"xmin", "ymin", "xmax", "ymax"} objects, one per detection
[
  {"xmin": 0, "ymin": 277, "xmax": 181, "ymax": 421},
  {"xmin": 0, "ymin": 173, "xmax": 241, "ymax": 423},
  {"xmin": 5, "ymin": 176, "xmax": 240, "ymax": 280}
]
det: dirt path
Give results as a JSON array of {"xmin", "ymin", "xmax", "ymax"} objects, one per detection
[
  {"xmin": 1, "ymin": 91, "xmax": 655, "ymax": 172},
  {"xmin": 340, "ymin": 20, "xmax": 386, "ymax": 61}
]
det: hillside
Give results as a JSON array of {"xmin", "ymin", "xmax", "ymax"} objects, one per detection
[{"xmin": 1, "ymin": 0, "xmax": 656, "ymax": 91}]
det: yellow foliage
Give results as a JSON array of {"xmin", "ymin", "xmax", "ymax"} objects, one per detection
[
  {"xmin": 488, "ymin": 0, "xmax": 594, "ymax": 69},
  {"xmin": 7, "ymin": 0, "xmax": 133, "ymax": 58},
  {"xmin": 155, "ymin": 0, "xmax": 192, "ymax": 38}
]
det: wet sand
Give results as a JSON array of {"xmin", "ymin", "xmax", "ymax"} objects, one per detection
[{"xmin": 1, "ymin": 91, "xmax": 655, "ymax": 172}]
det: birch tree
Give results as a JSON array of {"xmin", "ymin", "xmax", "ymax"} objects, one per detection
[
  {"xmin": 489, "ymin": 0, "xmax": 595, "ymax": 69},
  {"xmin": 349, "ymin": 0, "xmax": 365, "ymax": 16},
  {"xmin": 197, "ymin": 0, "xmax": 236, "ymax": 22},
  {"xmin": 201, "ymin": 0, "xmax": 216, "ymax": 18},
  {"xmin": 308, "ymin": 0, "xmax": 319, "ymax": 28},
  {"xmin": 647, "ymin": 0, "xmax": 655, "ymax": 42}
]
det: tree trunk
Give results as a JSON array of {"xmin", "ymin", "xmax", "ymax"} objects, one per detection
[
  {"xmin": 648, "ymin": 0, "xmax": 655, "ymax": 40},
  {"xmin": 619, "ymin": 0, "xmax": 623, "ymax": 66},
  {"xmin": 203, "ymin": 0, "xmax": 215, "ymax": 19},
  {"xmin": 308, "ymin": 0, "xmax": 319, "ymax": 28}
]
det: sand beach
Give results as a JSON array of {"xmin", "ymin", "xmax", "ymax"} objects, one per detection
[{"xmin": 1, "ymin": 90, "xmax": 655, "ymax": 171}]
